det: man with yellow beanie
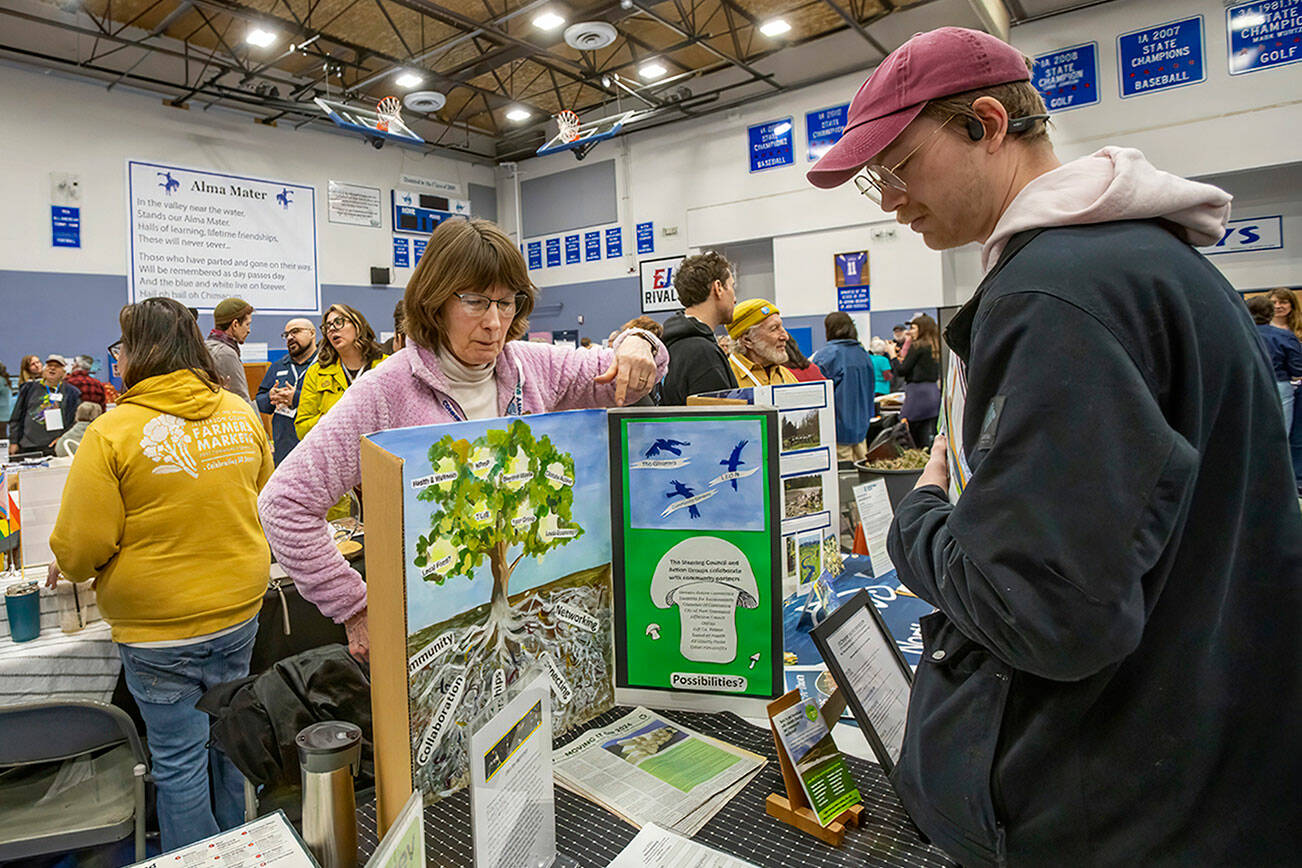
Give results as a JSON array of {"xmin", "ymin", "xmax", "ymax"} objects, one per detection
[{"xmin": 726, "ymin": 298, "xmax": 798, "ymax": 387}]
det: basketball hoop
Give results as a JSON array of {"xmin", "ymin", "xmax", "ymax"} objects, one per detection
[
  {"xmin": 376, "ymin": 96, "xmax": 403, "ymax": 132},
  {"xmin": 555, "ymin": 110, "xmax": 581, "ymax": 143}
]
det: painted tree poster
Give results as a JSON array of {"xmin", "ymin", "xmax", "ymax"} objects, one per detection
[{"xmin": 367, "ymin": 408, "xmax": 615, "ymax": 798}]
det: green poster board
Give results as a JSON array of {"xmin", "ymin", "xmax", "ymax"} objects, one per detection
[{"xmin": 609, "ymin": 407, "xmax": 784, "ymax": 715}]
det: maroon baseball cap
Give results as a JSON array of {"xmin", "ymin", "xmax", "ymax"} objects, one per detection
[{"xmin": 807, "ymin": 27, "xmax": 1032, "ymax": 189}]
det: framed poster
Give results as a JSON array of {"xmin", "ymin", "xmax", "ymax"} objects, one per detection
[{"xmin": 811, "ymin": 589, "xmax": 913, "ymax": 774}]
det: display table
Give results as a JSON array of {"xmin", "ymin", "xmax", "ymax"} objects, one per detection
[
  {"xmin": 355, "ymin": 705, "xmax": 954, "ymax": 867},
  {"xmin": 0, "ymin": 606, "xmax": 119, "ymax": 708}
]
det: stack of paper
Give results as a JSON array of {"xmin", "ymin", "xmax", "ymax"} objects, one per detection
[{"xmin": 553, "ymin": 708, "xmax": 765, "ymax": 836}]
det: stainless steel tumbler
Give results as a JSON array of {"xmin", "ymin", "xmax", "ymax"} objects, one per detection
[{"xmin": 297, "ymin": 720, "xmax": 362, "ymax": 868}]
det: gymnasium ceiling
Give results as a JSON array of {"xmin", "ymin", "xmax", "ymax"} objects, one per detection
[{"xmin": 0, "ymin": 0, "xmax": 1112, "ymax": 161}]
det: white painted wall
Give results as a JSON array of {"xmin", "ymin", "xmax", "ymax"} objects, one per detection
[
  {"xmin": 0, "ymin": 61, "xmax": 495, "ymax": 289},
  {"xmin": 504, "ymin": 0, "xmax": 1301, "ymax": 314},
  {"xmin": 1011, "ymin": 0, "xmax": 1302, "ymax": 176}
]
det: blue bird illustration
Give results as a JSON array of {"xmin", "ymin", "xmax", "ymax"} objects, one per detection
[
  {"xmin": 157, "ymin": 171, "xmax": 179, "ymax": 193},
  {"xmin": 645, "ymin": 438, "xmax": 690, "ymax": 458},
  {"xmin": 718, "ymin": 440, "xmax": 748, "ymax": 490},
  {"xmin": 666, "ymin": 480, "xmax": 701, "ymax": 519},
  {"xmin": 276, "ymin": 188, "xmax": 293, "ymax": 209}
]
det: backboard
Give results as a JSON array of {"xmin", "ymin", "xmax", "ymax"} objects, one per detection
[
  {"xmin": 315, "ymin": 97, "xmax": 425, "ymax": 146},
  {"xmin": 536, "ymin": 110, "xmax": 642, "ymax": 159}
]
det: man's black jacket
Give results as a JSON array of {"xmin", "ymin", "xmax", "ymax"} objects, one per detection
[
  {"xmin": 888, "ymin": 221, "xmax": 1302, "ymax": 866},
  {"xmin": 659, "ymin": 311, "xmax": 737, "ymax": 405}
]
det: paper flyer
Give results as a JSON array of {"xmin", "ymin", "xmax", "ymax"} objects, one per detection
[
  {"xmin": 852, "ymin": 479, "xmax": 894, "ymax": 578},
  {"xmin": 770, "ymin": 698, "xmax": 860, "ymax": 825},
  {"xmin": 470, "ymin": 672, "xmax": 555, "ymax": 868},
  {"xmin": 609, "ymin": 823, "xmax": 758, "ymax": 867},
  {"xmin": 130, "ymin": 811, "xmax": 317, "ymax": 867}
]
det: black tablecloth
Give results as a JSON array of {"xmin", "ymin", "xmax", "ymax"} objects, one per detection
[{"xmin": 356, "ymin": 705, "xmax": 954, "ymax": 867}]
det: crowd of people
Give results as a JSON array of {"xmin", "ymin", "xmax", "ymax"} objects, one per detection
[{"xmin": 7, "ymin": 24, "xmax": 1298, "ymax": 866}]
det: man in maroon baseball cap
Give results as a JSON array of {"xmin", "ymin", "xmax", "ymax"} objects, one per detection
[{"xmin": 814, "ymin": 26, "xmax": 1301, "ymax": 868}]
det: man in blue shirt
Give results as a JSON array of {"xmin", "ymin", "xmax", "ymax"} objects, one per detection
[{"xmin": 256, "ymin": 318, "xmax": 318, "ymax": 464}]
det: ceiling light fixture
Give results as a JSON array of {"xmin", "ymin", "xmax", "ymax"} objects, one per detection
[
  {"xmin": 245, "ymin": 27, "xmax": 277, "ymax": 47},
  {"xmin": 638, "ymin": 61, "xmax": 667, "ymax": 80},
  {"xmin": 759, "ymin": 19, "xmax": 790, "ymax": 37},
  {"xmin": 395, "ymin": 71, "xmax": 424, "ymax": 88},
  {"xmin": 506, "ymin": 107, "xmax": 532, "ymax": 122},
  {"xmin": 532, "ymin": 11, "xmax": 566, "ymax": 30}
]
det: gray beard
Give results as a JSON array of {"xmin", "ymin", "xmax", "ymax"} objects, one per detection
[{"xmin": 746, "ymin": 342, "xmax": 788, "ymax": 367}]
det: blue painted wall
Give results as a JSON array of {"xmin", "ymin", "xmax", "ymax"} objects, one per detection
[
  {"xmin": 0, "ymin": 269, "xmax": 406, "ymax": 374},
  {"xmin": 0, "ymin": 268, "xmax": 939, "ymax": 380}
]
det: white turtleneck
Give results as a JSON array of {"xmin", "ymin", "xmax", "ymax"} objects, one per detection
[{"xmin": 437, "ymin": 345, "xmax": 499, "ymax": 420}]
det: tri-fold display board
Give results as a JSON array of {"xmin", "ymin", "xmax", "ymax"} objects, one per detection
[{"xmin": 361, "ymin": 406, "xmax": 784, "ymax": 830}]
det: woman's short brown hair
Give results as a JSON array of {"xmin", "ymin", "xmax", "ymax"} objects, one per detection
[
  {"xmin": 404, "ymin": 218, "xmax": 537, "ymax": 351},
  {"xmin": 119, "ymin": 297, "xmax": 223, "ymax": 390},
  {"xmin": 316, "ymin": 303, "xmax": 386, "ymax": 368}
]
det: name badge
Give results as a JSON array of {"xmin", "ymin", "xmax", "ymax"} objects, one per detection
[
  {"xmin": 49, "ymin": 392, "xmax": 63, "ymax": 403},
  {"xmin": 44, "ymin": 407, "xmax": 63, "ymax": 431},
  {"xmin": 274, "ymin": 406, "xmax": 296, "ymax": 418}
]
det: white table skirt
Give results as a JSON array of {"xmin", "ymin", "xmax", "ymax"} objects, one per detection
[{"xmin": 0, "ymin": 568, "xmax": 120, "ymax": 708}]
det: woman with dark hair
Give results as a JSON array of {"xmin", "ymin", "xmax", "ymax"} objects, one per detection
[
  {"xmin": 812, "ymin": 312, "xmax": 875, "ymax": 461},
  {"xmin": 784, "ymin": 338, "xmax": 824, "ymax": 382},
  {"xmin": 295, "ymin": 303, "xmax": 388, "ymax": 438},
  {"xmin": 887, "ymin": 313, "xmax": 941, "ymax": 448},
  {"xmin": 46, "ymin": 296, "xmax": 273, "ymax": 851},
  {"xmin": 260, "ymin": 218, "xmax": 667, "ymax": 661}
]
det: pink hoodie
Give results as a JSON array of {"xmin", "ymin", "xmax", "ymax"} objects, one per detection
[
  {"xmin": 258, "ymin": 332, "xmax": 668, "ymax": 622},
  {"xmin": 982, "ymin": 146, "xmax": 1232, "ymax": 272}
]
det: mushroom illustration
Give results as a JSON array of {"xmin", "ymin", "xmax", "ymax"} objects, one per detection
[
  {"xmin": 646, "ymin": 623, "xmax": 661, "ymax": 641},
  {"xmin": 749, "ymin": 652, "xmax": 761, "ymax": 669},
  {"xmin": 650, "ymin": 536, "xmax": 759, "ymax": 664}
]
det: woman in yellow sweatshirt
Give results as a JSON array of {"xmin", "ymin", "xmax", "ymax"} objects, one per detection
[{"xmin": 48, "ymin": 297, "xmax": 273, "ymax": 851}]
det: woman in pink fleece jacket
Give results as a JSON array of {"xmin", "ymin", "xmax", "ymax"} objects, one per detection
[{"xmin": 258, "ymin": 218, "xmax": 668, "ymax": 660}]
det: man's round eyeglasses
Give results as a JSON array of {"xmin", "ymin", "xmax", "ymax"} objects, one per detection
[
  {"xmin": 454, "ymin": 291, "xmax": 527, "ymax": 316},
  {"xmin": 281, "ymin": 327, "xmax": 312, "ymax": 338},
  {"xmin": 853, "ymin": 113, "xmax": 1049, "ymax": 205},
  {"xmin": 853, "ymin": 115, "xmax": 955, "ymax": 205}
]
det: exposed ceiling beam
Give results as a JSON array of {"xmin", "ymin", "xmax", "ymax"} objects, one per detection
[
  {"xmin": 626, "ymin": 0, "xmax": 780, "ymax": 90},
  {"xmin": 818, "ymin": 0, "xmax": 887, "ymax": 54}
]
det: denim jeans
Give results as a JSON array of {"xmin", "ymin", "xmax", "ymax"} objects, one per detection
[
  {"xmin": 1278, "ymin": 380, "xmax": 1295, "ymax": 439},
  {"xmin": 118, "ymin": 617, "xmax": 257, "ymax": 851}
]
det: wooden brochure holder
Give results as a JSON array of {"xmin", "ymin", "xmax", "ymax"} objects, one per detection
[{"xmin": 764, "ymin": 689, "xmax": 863, "ymax": 846}]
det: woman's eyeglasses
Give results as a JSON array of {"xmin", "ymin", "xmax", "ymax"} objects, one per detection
[
  {"xmin": 324, "ymin": 316, "xmax": 353, "ymax": 332},
  {"xmin": 107, "ymin": 340, "xmax": 123, "ymax": 361},
  {"xmin": 453, "ymin": 291, "xmax": 528, "ymax": 317}
]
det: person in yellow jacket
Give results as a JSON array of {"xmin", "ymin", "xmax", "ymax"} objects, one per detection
[
  {"xmin": 726, "ymin": 298, "xmax": 800, "ymax": 387},
  {"xmin": 47, "ymin": 297, "xmax": 273, "ymax": 852},
  {"xmin": 295, "ymin": 303, "xmax": 388, "ymax": 439}
]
